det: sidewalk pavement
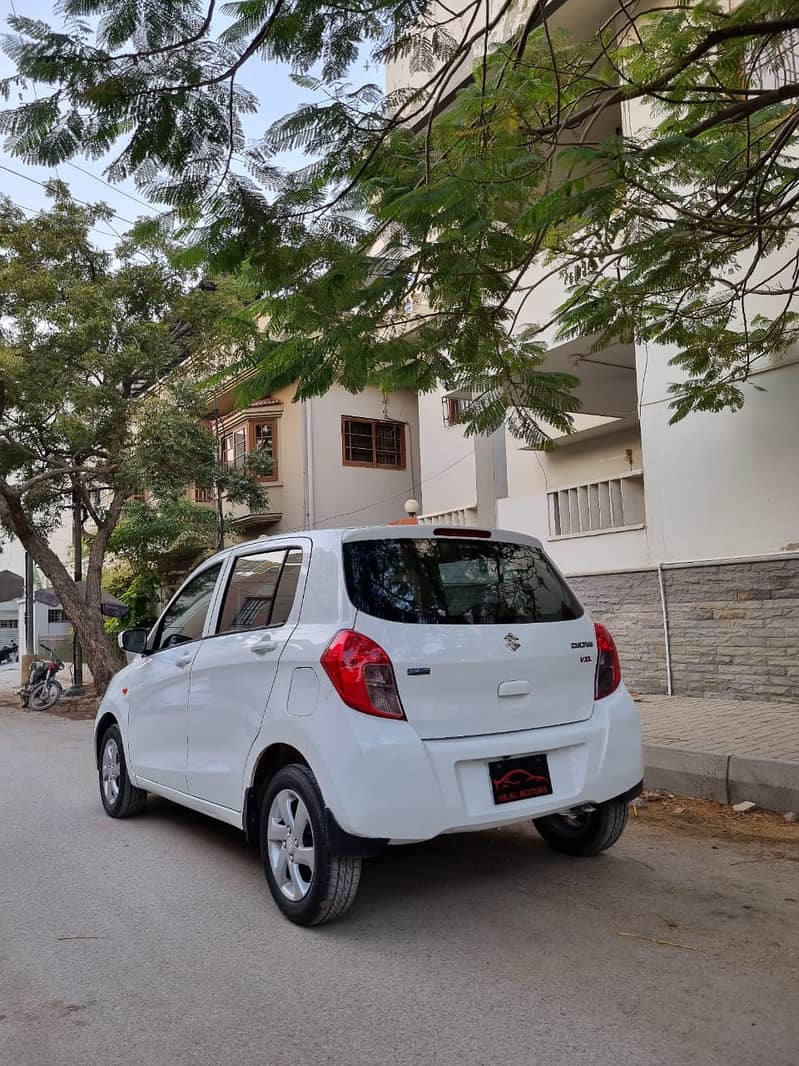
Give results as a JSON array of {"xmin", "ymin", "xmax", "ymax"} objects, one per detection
[{"xmin": 637, "ymin": 694, "xmax": 799, "ymax": 813}]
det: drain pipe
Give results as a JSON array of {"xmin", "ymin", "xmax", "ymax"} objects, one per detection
[
  {"xmin": 305, "ymin": 396, "xmax": 316, "ymax": 528},
  {"xmin": 656, "ymin": 562, "xmax": 673, "ymax": 697}
]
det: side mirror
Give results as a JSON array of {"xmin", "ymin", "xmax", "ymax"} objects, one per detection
[{"xmin": 118, "ymin": 628, "xmax": 149, "ymax": 655}]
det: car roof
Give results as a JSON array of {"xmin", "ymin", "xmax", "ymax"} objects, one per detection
[{"xmin": 200, "ymin": 525, "xmax": 543, "ymax": 569}]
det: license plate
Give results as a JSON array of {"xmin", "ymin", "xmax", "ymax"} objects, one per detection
[{"xmin": 489, "ymin": 753, "xmax": 552, "ymax": 805}]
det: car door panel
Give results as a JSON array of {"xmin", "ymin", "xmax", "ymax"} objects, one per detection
[
  {"xmin": 126, "ymin": 644, "xmax": 201, "ymax": 790},
  {"xmin": 186, "ymin": 543, "xmax": 309, "ymax": 811},
  {"xmin": 127, "ymin": 562, "xmax": 224, "ymax": 792}
]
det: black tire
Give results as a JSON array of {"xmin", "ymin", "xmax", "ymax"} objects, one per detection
[
  {"xmin": 99, "ymin": 724, "xmax": 148, "ymax": 818},
  {"xmin": 533, "ymin": 797, "xmax": 629, "ymax": 857},
  {"xmin": 260, "ymin": 764, "xmax": 361, "ymax": 927},
  {"xmin": 30, "ymin": 679, "xmax": 63, "ymax": 710}
]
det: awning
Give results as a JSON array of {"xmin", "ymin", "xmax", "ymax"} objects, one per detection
[{"xmin": 35, "ymin": 582, "xmax": 129, "ymax": 619}]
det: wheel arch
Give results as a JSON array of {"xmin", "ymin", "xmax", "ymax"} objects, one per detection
[
  {"xmin": 243, "ymin": 742, "xmax": 310, "ymax": 843},
  {"xmin": 95, "ymin": 712, "xmax": 119, "ymax": 768}
]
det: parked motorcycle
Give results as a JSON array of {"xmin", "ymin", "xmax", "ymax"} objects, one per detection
[
  {"xmin": 0, "ymin": 639, "xmax": 18, "ymax": 664},
  {"xmin": 19, "ymin": 644, "xmax": 65, "ymax": 710}
]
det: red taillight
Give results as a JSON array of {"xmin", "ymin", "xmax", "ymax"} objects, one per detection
[
  {"xmin": 594, "ymin": 622, "xmax": 621, "ymax": 700},
  {"xmin": 321, "ymin": 630, "xmax": 406, "ymax": 720}
]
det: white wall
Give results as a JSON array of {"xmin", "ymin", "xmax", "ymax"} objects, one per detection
[
  {"xmin": 638, "ymin": 346, "xmax": 799, "ymax": 562},
  {"xmin": 309, "ymin": 387, "xmax": 421, "ymax": 528},
  {"xmin": 505, "ymin": 424, "xmax": 644, "ymax": 500},
  {"xmin": 416, "ymin": 388, "xmax": 478, "ymax": 516},
  {"xmin": 499, "ymin": 353, "xmax": 799, "ymax": 569},
  {"xmin": 498, "ymin": 423, "xmax": 652, "ymax": 573},
  {"xmin": 16, "ymin": 600, "xmax": 73, "ymax": 657}
]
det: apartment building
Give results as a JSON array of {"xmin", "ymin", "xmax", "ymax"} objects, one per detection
[{"xmin": 390, "ymin": 0, "xmax": 799, "ymax": 701}]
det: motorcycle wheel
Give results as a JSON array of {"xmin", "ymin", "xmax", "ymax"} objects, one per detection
[{"xmin": 30, "ymin": 680, "xmax": 63, "ymax": 710}]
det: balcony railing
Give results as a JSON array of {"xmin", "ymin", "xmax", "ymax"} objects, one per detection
[
  {"xmin": 419, "ymin": 505, "xmax": 478, "ymax": 526},
  {"xmin": 548, "ymin": 471, "xmax": 645, "ymax": 539}
]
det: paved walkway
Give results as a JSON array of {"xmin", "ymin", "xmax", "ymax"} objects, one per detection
[
  {"xmin": 638, "ymin": 694, "xmax": 799, "ymax": 763},
  {"xmin": 637, "ymin": 694, "xmax": 799, "ymax": 812}
]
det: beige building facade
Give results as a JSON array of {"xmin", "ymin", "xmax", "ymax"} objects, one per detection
[{"xmin": 195, "ymin": 377, "xmax": 421, "ymax": 537}]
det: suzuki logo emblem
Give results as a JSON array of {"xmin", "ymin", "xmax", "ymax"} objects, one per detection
[{"xmin": 504, "ymin": 633, "xmax": 521, "ymax": 652}]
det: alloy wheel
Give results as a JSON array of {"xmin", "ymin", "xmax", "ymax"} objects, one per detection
[
  {"xmin": 102, "ymin": 737, "xmax": 121, "ymax": 806},
  {"xmin": 267, "ymin": 788, "xmax": 316, "ymax": 901}
]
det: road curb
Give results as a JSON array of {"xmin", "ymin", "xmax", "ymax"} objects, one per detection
[{"xmin": 643, "ymin": 744, "xmax": 799, "ymax": 814}]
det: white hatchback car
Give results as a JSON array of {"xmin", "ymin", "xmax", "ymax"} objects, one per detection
[{"xmin": 96, "ymin": 526, "xmax": 643, "ymax": 925}]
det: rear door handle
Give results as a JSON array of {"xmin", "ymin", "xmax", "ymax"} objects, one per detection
[
  {"xmin": 175, "ymin": 654, "xmax": 192, "ymax": 668},
  {"xmin": 498, "ymin": 680, "xmax": 531, "ymax": 697},
  {"xmin": 251, "ymin": 639, "xmax": 278, "ymax": 655}
]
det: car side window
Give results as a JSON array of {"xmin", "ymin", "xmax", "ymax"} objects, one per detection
[
  {"xmin": 217, "ymin": 548, "xmax": 303, "ymax": 635},
  {"xmin": 154, "ymin": 564, "xmax": 223, "ymax": 652},
  {"xmin": 270, "ymin": 549, "xmax": 303, "ymax": 625}
]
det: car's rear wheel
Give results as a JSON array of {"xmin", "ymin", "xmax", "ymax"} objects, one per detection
[
  {"xmin": 533, "ymin": 797, "xmax": 628, "ymax": 857},
  {"xmin": 260, "ymin": 764, "xmax": 361, "ymax": 926},
  {"xmin": 99, "ymin": 725, "xmax": 148, "ymax": 818}
]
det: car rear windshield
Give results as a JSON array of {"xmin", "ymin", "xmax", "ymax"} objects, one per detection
[{"xmin": 343, "ymin": 538, "xmax": 583, "ymax": 625}]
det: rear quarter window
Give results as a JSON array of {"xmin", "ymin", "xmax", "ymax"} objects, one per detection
[{"xmin": 343, "ymin": 538, "xmax": 583, "ymax": 625}]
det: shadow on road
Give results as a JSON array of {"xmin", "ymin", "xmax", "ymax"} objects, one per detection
[{"xmin": 140, "ymin": 794, "xmax": 629, "ymax": 926}]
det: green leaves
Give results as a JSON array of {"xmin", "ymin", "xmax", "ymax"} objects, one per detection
[
  {"xmin": 0, "ymin": 190, "xmax": 261, "ymax": 532},
  {"xmin": 3, "ymin": 0, "xmax": 799, "ymax": 432},
  {"xmin": 108, "ymin": 497, "xmax": 224, "ymax": 587}
]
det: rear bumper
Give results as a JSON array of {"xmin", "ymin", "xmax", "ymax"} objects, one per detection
[{"xmin": 324, "ymin": 684, "xmax": 644, "ymax": 842}]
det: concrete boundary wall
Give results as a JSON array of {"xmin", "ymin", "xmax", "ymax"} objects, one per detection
[{"xmin": 568, "ymin": 556, "xmax": 799, "ymax": 701}]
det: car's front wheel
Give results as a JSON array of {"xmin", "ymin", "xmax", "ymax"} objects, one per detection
[
  {"xmin": 260, "ymin": 764, "xmax": 361, "ymax": 926},
  {"xmin": 99, "ymin": 725, "xmax": 148, "ymax": 818},
  {"xmin": 533, "ymin": 797, "xmax": 628, "ymax": 857}
]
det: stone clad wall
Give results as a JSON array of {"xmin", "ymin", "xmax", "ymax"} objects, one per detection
[
  {"xmin": 568, "ymin": 570, "xmax": 667, "ymax": 696},
  {"xmin": 567, "ymin": 558, "xmax": 799, "ymax": 701}
]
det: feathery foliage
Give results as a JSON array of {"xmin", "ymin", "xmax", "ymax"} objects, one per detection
[{"xmin": 2, "ymin": 0, "xmax": 799, "ymax": 434}]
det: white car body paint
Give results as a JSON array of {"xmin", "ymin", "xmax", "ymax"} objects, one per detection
[{"xmin": 95, "ymin": 526, "xmax": 643, "ymax": 844}]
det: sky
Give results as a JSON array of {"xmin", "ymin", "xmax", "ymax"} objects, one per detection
[{"xmin": 0, "ymin": 0, "xmax": 376, "ymax": 246}]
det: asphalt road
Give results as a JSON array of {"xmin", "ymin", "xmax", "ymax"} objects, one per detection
[{"xmin": 2, "ymin": 707, "xmax": 798, "ymax": 1066}]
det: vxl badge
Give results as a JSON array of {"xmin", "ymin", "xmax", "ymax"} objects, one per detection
[{"xmin": 504, "ymin": 633, "xmax": 521, "ymax": 652}]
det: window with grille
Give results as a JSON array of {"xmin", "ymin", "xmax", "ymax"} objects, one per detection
[
  {"xmin": 548, "ymin": 473, "xmax": 645, "ymax": 537},
  {"xmin": 48, "ymin": 609, "xmax": 69, "ymax": 624},
  {"xmin": 0, "ymin": 619, "xmax": 17, "ymax": 628},
  {"xmin": 194, "ymin": 485, "xmax": 216, "ymax": 503},
  {"xmin": 342, "ymin": 417, "xmax": 405, "ymax": 469}
]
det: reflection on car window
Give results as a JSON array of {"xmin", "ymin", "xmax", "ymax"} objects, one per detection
[
  {"xmin": 217, "ymin": 549, "xmax": 303, "ymax": 634},
  {"xmin": 156, "ymin": 565, "xmax": 222, "ymax": 650},
  {"xmin": 343, "ymin": 539, "xmax": 583, "ymax": 625},
  {"xmin": 270, "ymin": 550, "xmax": 303, "ymax": 626}
]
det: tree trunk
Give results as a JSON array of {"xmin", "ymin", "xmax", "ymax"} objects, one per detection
[{"xmin": 0, "ymin": 486, "xmax": 124, "ymax": 695}]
